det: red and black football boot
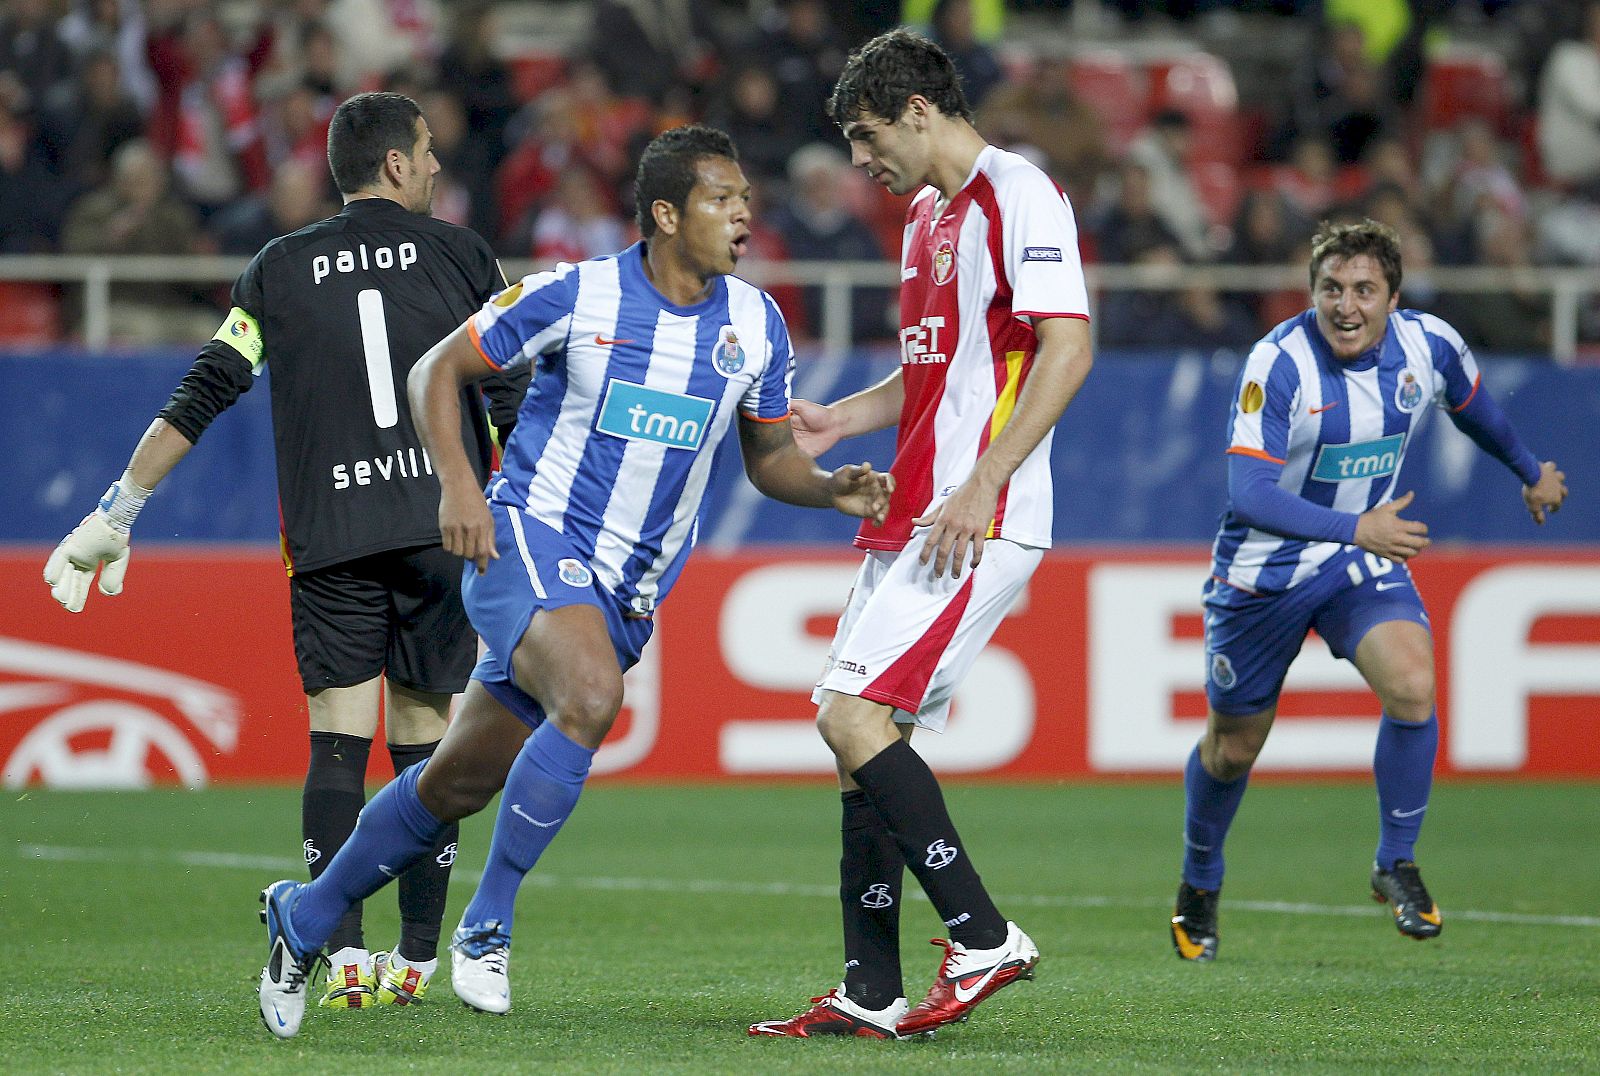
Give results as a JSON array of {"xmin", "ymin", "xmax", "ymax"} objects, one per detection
[{"xmin": 895, "ymin": 921, "xmax": 1039, "ymax": 1037}]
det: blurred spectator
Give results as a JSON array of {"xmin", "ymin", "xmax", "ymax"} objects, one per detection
[
  {"xmin": 529, "ymin": 166, "xmax": 628, "ymax": 266},
  {"xmin": 1422, "ymin": 116, "xmax": 1527, "ymax": 264},
  {"xmin": 146, "ymin": 11, "xmax": 268, "ymax": 214},
  {"xmin": 1274, "ymin": 135, "xmax": 1339, "ymax": 218},
  {"xmin": 323, "ymin": 0, "xmax": 442, "ymax": 91},
  {"xmin": 1097, "ymin": 243, "xmax": 1257, "ymax": 352},
  {"xmin": 977, "ymin": 57, "xmax": 1108, "ymax": 211},
  {"xmin": 586, "ymin": 0, "xmax": 719, "ymax": 103},
  {"xmin": 1126, "ymin": 108, "xmax": 1211, "ymax": 260},
  {"xmin": 705, "ymin": 63, "xmax": 802, "ymax": 188},
  {"xmin": 206, "ymin": 157, "xmax": 333, "ymax": 255},
  {"xmin": 1091, "ymin": 161, "xmax": 1182, "ymax": 264},
  {"xmin": 496, "ymin": 91, "xmax": 593, "ymax": 250},
  {"xmin": 1226, "ymin": 188, "xmax": 1307, "ymax": 267},
  {"xmin": 767, "ymin": 142, "xmax": 889, "ymax": 342},
  {"xmin": 61, "ymin": 137, "xmax": 200, "ymax": 256},
  {"xmin": 1448, "ymin": 210, "xmax": 1551, "ymax": 354},
  {"xmin": 60, "ymin": 138, "xmax": 213, "ymax": 341},
  {"xmin": 0, "ymin": 97, "xmax": 73, "ymax": 252},
  {"xmin": 928, "ymin": 0, "xmax": 1004, "ymax": 111},
  {"xmin": 0, "ymin": 0, "xmax": 77, "ymax": 115},
  {"xmin": 1537, "ymin": 0, "xmax": 1600, "ymax": 192},
  {"xmin": 259, "ymin": 77, "xmax": 335, "ymax": 171},
  {"xmin": 436, "ymin": 2, "xmax": 515, "ymax": 175},
  {"xmin": 742, "ymin": 176, "xmax": 806, "ymax": 335},
  {"xmin": 58, "ymin": 0, "xmax": 156, "ymax": 114},
  {"xmin": 1284, "ymin": 21, "xmax": 1394, "ymax": 165},
  {"xmin": 420, "ymin": 86, "xmax": 498, "ymax": 241},
  {"xmin": 37, "ymin": 48, "xmax": 145, "ymax": 192},
  {"xmin": 739, "ymin": 0, "xmax": 847, "ymax": 145},
  {"xmin": 1224, "ymin": 188, "xmax": 1309, "ymax": 323}
]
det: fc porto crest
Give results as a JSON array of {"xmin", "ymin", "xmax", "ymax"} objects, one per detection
[
  {"xmin": 713, "ymin": 324, "xmax": 746, "ymax": 377},
  {"xmin": 932, "ymin": 240, "xmax": 955, "ymax": 285},
  {"xmin": 1210, "ymin": 652, "xmax": 1238, "ymax": 690},
  {"xmin": 1394, "ymin": 370, "xmax": 1424, "ymax": 413},
  {"xmin": 557, "ymin": 558, "xmax": 593, "ymax": 588}
]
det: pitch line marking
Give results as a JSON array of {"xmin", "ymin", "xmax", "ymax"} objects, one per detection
[{"xmin": 18, "ymin": 843, "xmax": 1600, "ymax": 930}]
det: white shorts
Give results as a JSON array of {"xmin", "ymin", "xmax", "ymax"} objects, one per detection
[{"xmin": 812, "ymin": 533, "xmax": 1043, "ymax": 732}]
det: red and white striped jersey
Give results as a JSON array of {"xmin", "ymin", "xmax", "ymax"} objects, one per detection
[{"xmin": 859, "ymin": 144, "xmax": 1090, "ymax": 552}]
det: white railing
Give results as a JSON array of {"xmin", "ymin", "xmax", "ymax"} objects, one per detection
[{"xmin": 2, "ymin": 255, "xmax": 1597, "ymax": 364}]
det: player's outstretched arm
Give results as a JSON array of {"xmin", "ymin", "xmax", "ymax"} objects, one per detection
[
  {"xmin": 737, "ymin": 414, "xmax": 891, "ymax": 524},
  {"xmin": 789, "ymin": 369, "xmax": 904, "ymax": 458},
  {"xmin": 1353, "ymin": 490, "xmax": 1431, "ymax": 562},
  {"xmin": 409, "ymin": 323, "xmax": 498, "ymax": 574},
  {"xmin": 1523, "ymin": 461, "xmax": 1568, "ymax": 525},
  {"xmin": 43, "ymin": 418, "xmax": 195, "ymax": 613}
]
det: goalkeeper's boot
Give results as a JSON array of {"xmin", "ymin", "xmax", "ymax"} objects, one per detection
[
  {"xmin": 320, "ymin": 947, "xmax": 376, "ymax": 1009},
  {"xmin": 895, "ymin": 921, "xmax": 1039, "ymax": 1037},
  {"xmin": 258, "ymin": 879, "xmax": 326, "ymax": 1039},
  {"xmin": 451, "ymin": 919, "xmax": 511, "ymax": 1014},
  {"xmin": 748, "ymin": 985, "xmax": 907, "ymax": 1039},
  {"xmin": 1371, "ymin": 860, "xmax": 1443, "ymax": 939},
  {"xmin": 1171, "ymin": 881, "xmax": 1220, "ymax": 962},
  {"xmin": 372, "ymin": 948, "xmax": 436, "ymax": 1006}
]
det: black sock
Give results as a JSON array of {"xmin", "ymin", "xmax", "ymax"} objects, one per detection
[
  {"xmin": 839, "ymin": 789, "xmax": 904, "ymax": 1008},
  {"xmin": 389, "ymin": 740, "xmax": 457, "ymax": 962},
  {"xmin": 304, "ymin": 731, "xmax": 371, "ymax": 953},
  {"xmin": 851, "ymin": 740, "xmax": 1006, "ymax": 949}
]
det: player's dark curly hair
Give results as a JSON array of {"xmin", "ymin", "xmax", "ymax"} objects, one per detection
[
  {"xmin": 1309, "ymin": 218, "xmax": 1403, "ymax": 295},
  {"xmin": 326, "ymin": 91, "xmax": 423, "ymax": 194},
  {"xmin": 634, "ymin": 125, "xmax": 739, "ymax": 239},
  {"xmin": 827, "ymin": 29, "xmax": 972, "ymax": 126}
]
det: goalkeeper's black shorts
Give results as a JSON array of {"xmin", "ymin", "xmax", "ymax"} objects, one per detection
[{"xmin": 288, "ymin": 544, "xmax": 475, "ymax": 696}]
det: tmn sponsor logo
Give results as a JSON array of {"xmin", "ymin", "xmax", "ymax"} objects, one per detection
[{"xmin": 596, "ymin": 379, "xmax": 714, "ymax": 451}]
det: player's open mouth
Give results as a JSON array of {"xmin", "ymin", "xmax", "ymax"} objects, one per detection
[{"xmin": 731, "ymin": 234, "xmax": 749, "ymax": 258}]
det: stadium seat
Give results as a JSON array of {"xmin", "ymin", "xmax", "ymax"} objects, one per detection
[
  {"xmin": 1149, "ymin": 51, "xmax": 1243, "ymax": 165},
  {"xmin": 1420, "ymin": 48, "xmax": 1511, "ymax": 135},
  {"xmin": 1067, "ymin": 51, "xmax": 1150, "ymax": 154},
  {"xmin": 508, "ymin": 52, "xmax": 568, "ymax": 104},
  {"xmin": 0, "ymin": 282, "xmax": 62, "ymax": 344}
]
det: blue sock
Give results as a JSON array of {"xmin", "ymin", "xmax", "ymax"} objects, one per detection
[
  {"xmin": 1182, "ymin": 744, "xmax": 1250, "ymax": 891},
  {"xmin": 1374, "ymin": 710, "xmax": 1437, "ymax": 870},
  {"xmin": 293, "ymin": 761, "xmax": 444, "ymax": 951},
  {"xmin": 459, "ymin": 721, "xmax": 594, "ymax": 936}
]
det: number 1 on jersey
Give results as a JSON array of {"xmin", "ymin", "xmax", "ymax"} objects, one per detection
[{"xmin": 357, "ymin": 288, "xmax": 399, "ymax": 429}]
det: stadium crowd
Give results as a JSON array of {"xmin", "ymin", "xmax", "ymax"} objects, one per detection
[{"xmin": 1, "ymin": 0, "xmax": 1598, "ymax": 351}]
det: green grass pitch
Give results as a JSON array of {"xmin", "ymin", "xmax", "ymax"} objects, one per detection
[{"xmin": 4, "ymin": 781, "xmax": 1598, "ymax": 1073}]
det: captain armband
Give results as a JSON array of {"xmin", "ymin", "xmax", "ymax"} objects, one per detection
[{"xmin": 212, "ymin": 306, "xmax": 265, "ymax": 372}]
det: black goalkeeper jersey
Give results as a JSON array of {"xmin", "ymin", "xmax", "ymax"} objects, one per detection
[{"xmin": 232, "ymin": 198, "xmax": 507, "ymax": 573}]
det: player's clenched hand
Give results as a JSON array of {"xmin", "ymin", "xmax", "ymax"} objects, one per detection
[
  {"xmin": 1354, "ymin": 489, "xmax": 1430, "ymax": 562},
  {"xmin": 439, "ymin": 484, "xmax": 498, "ymax": 574},
  {"xmin": 789, "ymin": 399, "xmax": 844, "ymax": 458},
  {"xmin": 43, "ymin": 512, "xmax": 130, "ymax": 613},
  {"xmin": 828, "ymin": 462, "xmax": 893, "ymax": 524},
  {"xmin": 913, "ymin": 477, "xmax": 1000, "ymax": 580},
  {"xmin": 1523, "ymin": 460, "xmax": 1567, "ymax": 525}
]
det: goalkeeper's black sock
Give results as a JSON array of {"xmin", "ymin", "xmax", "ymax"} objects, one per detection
[
  {"xmin": 389, "ymin": 740, "xmax": 456, "ymax": 963},
  {"xmin": 304, "ymin": 731, "xmax": 371, "ymax": 953}
]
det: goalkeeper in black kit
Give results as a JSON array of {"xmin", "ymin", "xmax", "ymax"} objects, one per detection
[{"xmin": 44, "ymin": 91, "xmax": 523, "ymax": 1010}]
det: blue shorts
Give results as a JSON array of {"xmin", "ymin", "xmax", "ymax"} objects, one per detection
[
  {"xmin": 1203, "ymin": 547, "xmax": 1430, "ymax": 716},
  {"xmin": 463, "ymin": 505, "xmax": 653, "ymax": 729}
]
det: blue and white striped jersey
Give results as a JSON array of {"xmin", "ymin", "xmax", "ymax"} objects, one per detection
[
  {"xmin": 469, "ymin": 242, "xmax": 794, "ymax": 613},
  {"xmin": 1211, "ymin": 308, "xmax": 1481, "ymax": 594}
]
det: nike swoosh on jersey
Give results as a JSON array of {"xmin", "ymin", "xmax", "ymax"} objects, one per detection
[
  {"xmin": 1375, "ymin": 580, "xmax": 1410, "ymax": 591},
  {"xmin": 594, "ymin": 334, "xmax": 634, "ymax": 346},
  {"xmin": 1310, "ymin": 402, "xmax": 1339, "ymax": 414}
]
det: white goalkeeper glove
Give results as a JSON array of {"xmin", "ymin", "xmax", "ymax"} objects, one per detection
[{"xmin": 43, "ymin": 471, "xmax": 150, "ymax": 613}]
